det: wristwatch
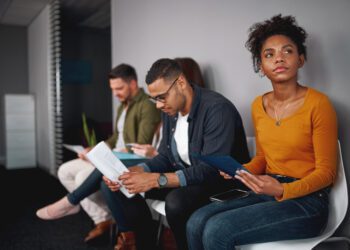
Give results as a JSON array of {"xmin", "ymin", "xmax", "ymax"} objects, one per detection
[{"xmin": 158, "ymin": 173, "xmax": 168, "ymax": 188}]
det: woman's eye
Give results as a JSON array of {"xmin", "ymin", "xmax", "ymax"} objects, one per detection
[
  {"xmin": 284, "ymin": 49, "xmax": 293, "ymax": 54},
  {"xmin": 264, "ymin": 53, "xmax": 273, "ymax": 58}
]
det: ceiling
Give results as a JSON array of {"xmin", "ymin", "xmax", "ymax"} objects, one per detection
[{"xmin": 0, "ymin": 0, "xmax": 110, "ymax": 29}]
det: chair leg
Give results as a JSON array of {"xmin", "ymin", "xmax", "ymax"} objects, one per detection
[{"xmin": 156, "ymin": 214, "xmax": 164, "ymax": 247}]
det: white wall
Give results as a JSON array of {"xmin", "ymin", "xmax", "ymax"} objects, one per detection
[
  {"xmin": 28, "ymin": 5, "xmax": 55, "ymax": 174},
  {"xmin": 112, "ymin": 0, "xmax": 350, "ymax": 236}
]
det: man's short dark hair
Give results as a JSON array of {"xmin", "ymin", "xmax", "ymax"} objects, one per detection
[
  {"xmin": 109, "ymin": 64, "xmax": 137, "ymax": 82},
  {"xmin": 145, "ymin": 58, "xmax": 182, "ymax": 85}
]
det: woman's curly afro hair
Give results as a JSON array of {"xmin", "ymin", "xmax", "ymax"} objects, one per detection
[{"xmin": 245, "ymin": 14, "xmax": 308, "ymax": 73}]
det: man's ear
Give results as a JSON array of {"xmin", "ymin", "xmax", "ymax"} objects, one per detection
[
  {"xmin": 177, "ymin": 74, "xmax": 187, "ymax": 90},
  {"xmin": 129, "ymin": 79, "xmax": 138, "ymax": 88}
]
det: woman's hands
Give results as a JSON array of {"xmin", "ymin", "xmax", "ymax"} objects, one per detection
[
  {"xmin": 235, "ymin": 170, "xmax": 284, "ymax": 197},
  {"xmin": 220, "ymin": 171, "xmax": 233, "ymax": 179},
  {"xmin": 230, "ymin": 170, "xmax": 284, "ymax": 198}
]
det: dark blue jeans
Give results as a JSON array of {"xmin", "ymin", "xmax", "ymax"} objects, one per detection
[
  {"xmin": 66, "ymin": 168, "xmax": 102, "ymax": 205},
  {"xmin": 186, "ymin": 176, "xmax": 329, "ymax": 250},
  {"xmin": 100, "ymin": 179, "xmax": 238, "ymax": 250}
]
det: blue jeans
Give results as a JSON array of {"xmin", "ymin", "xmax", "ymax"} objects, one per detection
[
  {"xmin": 100, "ymin": 179, "xmax": 239, "ymax": 250},
  {"xmin": 67, "ymin": 168, "xmax": 102, "ymax": 205},
  {"xmin": 66, "ymin": 159, "xmax": 141, "ymax": 205},
  {"xmin": 186, "ymin": 176, "xmax": 329, "ymax": 250}
]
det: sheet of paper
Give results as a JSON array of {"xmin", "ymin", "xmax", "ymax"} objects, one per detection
[
  {"xmin": 63, "ymin": 144, "xmax": 85, "ymax": 154},
  {"xmin": 86, "ymin": 141, "xmax": 134, "ymax": 198}
]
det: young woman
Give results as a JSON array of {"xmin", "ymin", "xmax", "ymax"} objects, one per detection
[{"xmin": 186, "ymin": 14, "xmax": 338, "ymax": 250}]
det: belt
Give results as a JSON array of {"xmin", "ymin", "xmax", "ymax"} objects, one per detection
[{"xmin": 268, "ymin": 174, "xmax": 299, "ymax": 182}]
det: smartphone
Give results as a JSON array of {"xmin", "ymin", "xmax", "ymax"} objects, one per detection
[
  {"xmin": 209, "ymin": 189, "xmax": 249, "ymax": 202},
  {"xmin": 125, "ymin": 143, "xmax": 136, "ymax": 147}
]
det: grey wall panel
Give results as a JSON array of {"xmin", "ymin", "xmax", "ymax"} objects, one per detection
[{"xmin": 112, "ymin": 0, "xmax": 350, "ymax": 237}]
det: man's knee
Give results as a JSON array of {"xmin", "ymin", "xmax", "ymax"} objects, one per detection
[
  {"xmin": 164, "ymin": 189, "xmax": 188, "ymax": 219},
  {"xmin": 57, "ymin": 161, "xmax": 73, "ymax": 182},
  {"xmin": 57, "ymin": 159, "xmax": 89, "ymax": 182},
  {"xmin": 75, "ymin": 168, "xmax": 94, "ymax": 187}
]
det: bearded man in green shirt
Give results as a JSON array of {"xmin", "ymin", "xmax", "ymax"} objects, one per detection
[{"xmin": 36, "ymin": 64, "xmax": 160, "ymax": 244}]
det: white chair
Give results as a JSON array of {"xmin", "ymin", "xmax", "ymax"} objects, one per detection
[
  {"xmin": 246, "ymin": 136, "xmax": 256, "ymax": 158},
  {"xmin": 150, "ymin": 199, "xmax": 168, "ymax": 244},
  {"xmin": 238, "ymin": 141, "xmax": 349, "ymax": 250}
]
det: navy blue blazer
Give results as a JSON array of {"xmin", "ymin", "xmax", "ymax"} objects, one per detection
[{"xmin": 143, "ymin": 85, "xmax": 250, "ymax": 186}]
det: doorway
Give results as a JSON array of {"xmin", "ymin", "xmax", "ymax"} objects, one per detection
[{"xmin": 60, "ymin": 0, "xmax": 112, "ymax": 162}]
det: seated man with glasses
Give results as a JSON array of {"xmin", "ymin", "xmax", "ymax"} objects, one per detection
[{"xmin": 102, "ymin": 58, "xmax": 250, "ymax": 250}]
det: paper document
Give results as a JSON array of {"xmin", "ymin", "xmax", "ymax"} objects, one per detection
[
  {"xmin": 86, "ymin": 141, "xmax": 134, "ymax": 198},
  {"xmin": 63, "ymin": 144, "xmax": 85, "ymax": 154}
]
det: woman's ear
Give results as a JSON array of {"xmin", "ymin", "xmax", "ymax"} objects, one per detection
[
  {"xmin": 298, "ymin": 54, "xmax": 305, "ymax": 68},
  {"xmin": 259, "ymin": 67, "xmax": 265, "ymax": 78}
]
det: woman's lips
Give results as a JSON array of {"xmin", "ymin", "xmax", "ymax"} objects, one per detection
[{"xmin": 274, "ymin": 66, "xmax": 288, "ymax": 73}]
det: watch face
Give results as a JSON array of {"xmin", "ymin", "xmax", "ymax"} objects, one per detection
[{"xmin": 158, "ymin": 174, "xmax": 168, "ymax": 187}]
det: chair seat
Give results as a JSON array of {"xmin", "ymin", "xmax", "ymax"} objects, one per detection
[{"xmin": 150, "ymin": 199, "xmax": 166, "ymax": 216}]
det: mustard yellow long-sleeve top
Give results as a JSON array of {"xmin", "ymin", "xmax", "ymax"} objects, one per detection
[{"xmin": 244, "ymin": 88, "xmax": 338, "ymax": 201}]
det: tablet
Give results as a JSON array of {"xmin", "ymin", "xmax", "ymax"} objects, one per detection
[{"xmin": 195, "ymin": 154, "xmax": 250, "ymax": 176}]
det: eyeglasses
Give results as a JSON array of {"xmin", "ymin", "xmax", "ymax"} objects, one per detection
[{"xmin": 148, "ymin": 76, "xmax": 179, "ymax": 104}]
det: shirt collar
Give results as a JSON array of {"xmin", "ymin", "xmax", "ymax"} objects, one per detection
[
  {"xmin": 187, "ymin": 84, "xmax": 201, "ymax": 122},
  {"xmin": 122, "ymin": 88, "xmax": 145, "ymax": 107}
]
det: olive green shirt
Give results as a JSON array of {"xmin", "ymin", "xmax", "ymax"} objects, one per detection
[{"xmin": 105, "ymin": 88, "xmax": 160, "ymax": 149}]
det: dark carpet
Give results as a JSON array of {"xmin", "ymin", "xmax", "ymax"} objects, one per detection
[{"xmin": 0, "ymin": 165, "xmax": 112, "ymax": 250}]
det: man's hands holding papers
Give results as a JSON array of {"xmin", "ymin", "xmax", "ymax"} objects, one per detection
[
  {"xmin": 119, "ymin": 172, "xmax": 160, "ymax": 194},
  {"xmin": 103, "ymin": 166, "xmax": 159, "ymax": 194},
  {"xmin": 234, "ymin": 170, "xmax": 284, "ymax": 198},
  {"xmin": 103, "ymin": 176, "xmax": 121, "ymax": 192}
]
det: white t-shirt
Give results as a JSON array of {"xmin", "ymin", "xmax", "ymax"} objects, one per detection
[
  {"xmin": 114, "ymin": 107, "xmax": 127, "ymax": 151},
  {"xmin": 174, "ymin": 112, "xmax": 191, "ymax": 165}
]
